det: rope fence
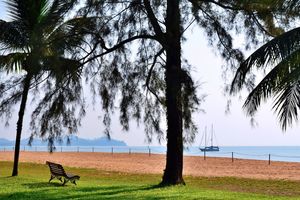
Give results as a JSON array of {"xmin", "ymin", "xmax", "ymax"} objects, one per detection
[
  {"xmin": 0, "ymin": 146, "xmax": 157, "ymax": 157},
  {"xmin": 199, "ymin": 151, "xmax": 300, "ymax": 165},
  {"xmin": 2, "ymin": 146, "xmax": 300, "ymax": 164}
]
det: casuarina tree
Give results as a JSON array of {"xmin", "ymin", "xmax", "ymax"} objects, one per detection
[{"xmin": 78, "ymin": 0, "xmax": 290, "ymax": 185}]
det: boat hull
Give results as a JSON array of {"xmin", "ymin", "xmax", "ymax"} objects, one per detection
[{"xmin": 199, "ymin": 146, "xmax": 219, "ymax": 152}]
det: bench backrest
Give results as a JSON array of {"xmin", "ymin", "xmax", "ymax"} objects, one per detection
[{"xmin": 46, "ymin": 161, "xmax": 66, "ymax": 176}]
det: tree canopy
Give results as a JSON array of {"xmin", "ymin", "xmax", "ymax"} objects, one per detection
[
  {"xmin": 78, "ymin": 0, "xmax": 286, "ymax": 141},
  {"xmin": 75, "ymin": 0, "xmax": 291, "ymax": 184},
  {"xmin": 0, "ymin": 0, "xmax": 95, "ymax": 175},
  {"xmin": 230, "ymin": 1, "xmax": 300, "ymax": 130}
]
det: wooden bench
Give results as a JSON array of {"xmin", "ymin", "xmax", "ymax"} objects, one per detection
[{"xmin": 46, "ymin": 161, "xmax": 80, "ymax": 185}]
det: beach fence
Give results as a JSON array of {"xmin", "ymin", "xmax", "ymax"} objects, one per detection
[
  {"xmin": 0, "ymin": 146, "xmax": 156, "ymax": 156},
  {"xmin": 200, "ymin": 150, "xmax": 300, "ymax": 165},
  {"xmin": 201, "ymin": 151, "xmax": 273, "ymax": 164},
  {"xmin": 2, "ymin": 146, "xmax": 300, "ymax": 164}
]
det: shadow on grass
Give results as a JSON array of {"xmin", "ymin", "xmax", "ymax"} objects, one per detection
[
  {"xmin": 23, "ymin": 181, "xmax": 164, "ymax": 189},
  {"xmin": 23, "ymin": 182, "xmax": 64, "ymax": 188},
  {"xmin": 0, "ymin": 182, "xmax": 193, "ymax": 200},
  {"xmin": 0, "ymin": 187, "xmax": 166, "ymax": 200},
  {"xmin": 1, "ymin": 176, "xmax": 14, "ymax": 179}
]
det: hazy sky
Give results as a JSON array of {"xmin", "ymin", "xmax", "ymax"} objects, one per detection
[{"xmin": 0, "ymin": 2, "xmax": 300, "ymax": 146}]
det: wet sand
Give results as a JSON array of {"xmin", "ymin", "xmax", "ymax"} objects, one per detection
[{"xmin": 1, "ymin": 151, "xmax": 300, "ymax": 180}]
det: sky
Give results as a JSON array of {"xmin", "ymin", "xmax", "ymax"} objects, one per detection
[{"xmin": 0, "ymin": 2, "xmax": 300, "ymax": 147}]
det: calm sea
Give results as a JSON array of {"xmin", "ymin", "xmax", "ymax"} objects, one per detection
[{"xmin": 2, "ymin": 146, "xmax": 300, "ymax": 163}]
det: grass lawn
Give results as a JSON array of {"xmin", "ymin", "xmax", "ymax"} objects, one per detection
[{"xmin": 1, "ymin": 161, "xmax": 300, "ymax": 199}]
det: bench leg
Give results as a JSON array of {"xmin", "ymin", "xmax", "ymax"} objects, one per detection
[
  {"xmin": 71, "ymin": 179, "xmax": 77, "ymax": 185},
  {"xmin": 49, "ymin": 175, "xmax": 55, "ymax": 183},
  {"xmin": 62, "ymin": 178, "xmax": 69, "ymax": 186}
]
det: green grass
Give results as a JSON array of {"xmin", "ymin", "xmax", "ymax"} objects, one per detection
[{"xmin": 1, "ymin": 161, "xmax": 300, "ymax": 199}]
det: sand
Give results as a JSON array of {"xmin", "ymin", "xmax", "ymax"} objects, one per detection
[{"xmin": 1, "ymin": 151, "xmax": 300, "ymax": 180}]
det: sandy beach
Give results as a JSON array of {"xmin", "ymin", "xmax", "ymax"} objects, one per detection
[{"xmin": 1, "ymin": 151, "xmax": 300, "ymax": 180}]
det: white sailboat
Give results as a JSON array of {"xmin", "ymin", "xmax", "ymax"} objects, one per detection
[{"xmin": 199, "ymin": 125, "xmax": 219, "ymax": 152}]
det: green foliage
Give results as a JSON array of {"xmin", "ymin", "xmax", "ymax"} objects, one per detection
[
  {"xmin": 0, "ymin": 0, "xmax": 295, "ymax": 167},
  {"xmin": 79, "ymin": 0, "xmax": 285, "ymax": 145},
  {"xmin": 0, "ymin": 0, "xmax": 96, "ymax": 150},
  {"xmin": 231, "ymin": 26, "xmax": 300, "ymax": 130},
  {"xmin": 0, "ymin": 0, "xmax": 290, "ymax": 149},
  {"xmin": 1, "ymin": 161, "xmax": 300, "ymax": 199}
]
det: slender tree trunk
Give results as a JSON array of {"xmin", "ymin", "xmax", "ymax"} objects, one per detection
[
  {"xmin": 161, "ymin": 0, "xmax": 184, "ymax": 185},
  {"xmin": 12, "ymin": 74, "xmax": 31, "ymax": 176}
]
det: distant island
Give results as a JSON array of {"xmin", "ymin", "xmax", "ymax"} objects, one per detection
[{"xmin": 0, "ymin": 136, "xmax": 127, "ymax": 146}]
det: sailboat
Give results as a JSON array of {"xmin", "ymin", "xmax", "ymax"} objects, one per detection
[{"xmin": 199, "ymin": 125, "xmax": 219, "ymax": 152}]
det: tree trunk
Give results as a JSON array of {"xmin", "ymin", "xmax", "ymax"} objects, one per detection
[
  {"xmin": 161, "ymin": 0, "xmax": 185, "ymax": 185},
  {"xmin": 12, "ymin": 74, "xmax": 31, "ymax": 176}
]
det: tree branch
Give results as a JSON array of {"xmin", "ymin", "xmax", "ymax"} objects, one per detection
[
  {"xmin": 143, "ymin": 0, "xmax": 165, "ymax": 44},
  {"xmin": 204, "ymin": 0, "xmax": 242, "ymax": 10},
  {"xmin": 145, "ymin": 48, "xmax": 164, "ymax": 104},
  {"xmin": 82, "ymin": 34, "xmax": 158, "ymax": 65},
  {"xmin": 249, "ymin": 12, "xmax": 277, "ymax": 37}
]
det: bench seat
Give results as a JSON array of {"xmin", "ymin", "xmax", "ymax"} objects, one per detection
[{"xmin": 46, "ymin": 161, "xmax": 80, "ymax": 185}]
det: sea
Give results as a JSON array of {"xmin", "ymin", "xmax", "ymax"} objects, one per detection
[{"xmin": 2, "ymin": 145, "xmax": 300, "ymax": 163}]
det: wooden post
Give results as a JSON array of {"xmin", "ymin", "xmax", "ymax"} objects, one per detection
[
  {"xmin": 268, "ymin": 154, "xmax": 271, "ymax": 165},
  {"xmin": 111, "ymin": 147, "xmax": 114, "ymax": 155},
  {"xmin": 204, "ymin": 150, "xmax": 206, "ymax": 160},
  {"xmin": 77, "ymin": 147, "xmax": 79, "ymax": 153},
  {"xmin": 232, "ymin": 152, "xmax": 234, "ymax": 163},
  {"xmin": 148, "ymin": 148, "xmax": 151, "ymax": 157},
  {"xmin": 129, "ymin": 148, "xmax": 131, "ymax": 155}
]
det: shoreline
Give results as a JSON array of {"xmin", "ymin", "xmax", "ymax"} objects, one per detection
[
  {"xmin": 2, "ymin": 146, "xmax": 300, "ymax": 163},
  {"xmin": 1, "ymin": 151, "xmax": 300, "ymax": 181}
]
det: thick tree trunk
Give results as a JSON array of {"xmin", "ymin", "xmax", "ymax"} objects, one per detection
[
  {"xmin": 12, "ymin": 74, "xmax": 31, "ymax": 176},
  {"xmin": 161, "ymin": 0, "xmax": 184, "ymax": 185}
]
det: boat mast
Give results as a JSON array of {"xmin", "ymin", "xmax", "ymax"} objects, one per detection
[
  {"xmin": 211, "ymin": 124, "xmax": 213, "ymax": 147},
  {"xmin": 204, "ymin": 126, "xmax": 207, "ymax": 147}
]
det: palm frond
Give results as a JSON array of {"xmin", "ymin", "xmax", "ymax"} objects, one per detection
[
  {"xmin": 40, "ymin": 0, "xmax": 78, "ymax": 28},
  {"xmin": 6, "ymin": 0, "xmax": 50, "ymax": 28},
  {"xmin": 272, "ymin": 82, "xmax": 300, "ymax": 130},
  {"xmin": 0, "ymin": 20, "xmax": 28, "ymax": 49},
  {"xmin": 231, "ymin": 27, "xmax": 300, "ymax": 93},
  {"xmin": 5, "ymin": 0, "xmax": 22, "ymax": 21},
  {"xmin": 47, "ymin": 16, "xmax": 97, "ymax": 54},
  {"xmin": 0, "ymin": 53, "xmax": 27, "ymax": 72},
  {"xmin": 242, "ymin": 48, "xmax": 300, "ymax": 129}
]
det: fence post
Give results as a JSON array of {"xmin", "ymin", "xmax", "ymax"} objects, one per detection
[
  {"xmin": 232, "ymin": 152, "xmax": 234, "ymax": 163},
  {"xmin": 92, "ymin": 147, "xmax": 94, "ymax": 152},
  {"xmin": 148, "ymin": 148, "xmax": 151, "ymax": 157},
  {"xmin": 268, "ymin": 154, "xmax": 271, "ymax": 165},
  {"xmin": 77, "ymin": 147, "xmax": 79, "ymax": 153},
  {"xmin": 111, "ymin": 147, "xmax": 114, "ymax": 155},
  {"xmin": 61, "ymin": 147, "xmax": 62, "ymax": 152},
  {"xmin": 129, "ymin": 148, "xmax": 131, "ymax": 155},
  {"xmin": 204, "ymin": 150, "xmax": 206, "ymax": 160}
]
